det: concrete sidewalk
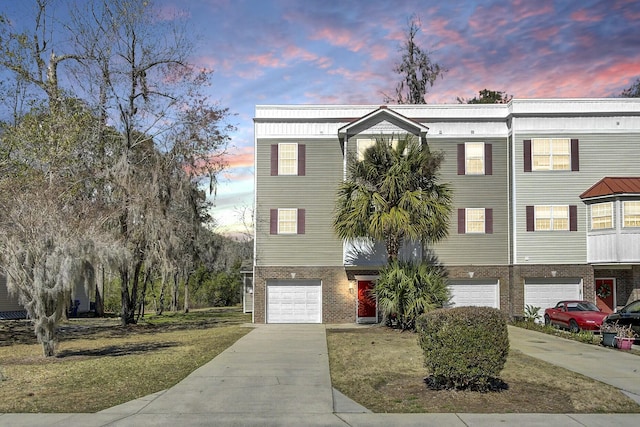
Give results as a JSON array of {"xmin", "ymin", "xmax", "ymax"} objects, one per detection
[{"xmin": 0, "ymin": 324, "xmax": 639, "ymax": 426}]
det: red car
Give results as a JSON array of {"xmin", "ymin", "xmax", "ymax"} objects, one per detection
[{"xmin": 544, "ymin": 300, "xmax": 608, "ymax": 333}]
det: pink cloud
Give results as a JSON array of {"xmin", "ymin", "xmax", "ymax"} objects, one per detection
[
  {"xmin": 511, "ymin": 0, "xmax": 555, "ymax": 22},
  {"xmin": 327, "ymin": 68, "xmax": 380, "ymax": 83},
  {"xmin": 282, "ymin": 45, "xmax": 333, "ymax": 69},
  {"xmin": 236, "ymin": 69, "xmax": 265, "ymax": 79},
  {"xmin": 623, "ymin": 8, "xmax": 640, "ymax": 20},
  {"xmin": 369, "ymin": 45, "xmax": 389, "ymax": 61},
  {"xmin": 223, "ymin": 147, "xmax": 254, "ymax": 170},
  {"xmin": 468, "ymin": 7, "xmax": 510, "ymax": 39},
  {"xmin": 493, "ymin": 58, "xmax": 640, "ymax": 99},
  {"xmin": 247, "ymin": 53, "xmax": 286, "ymax": 68},
  {"xmin": 309, "ymin": 27, "xmax": 366, "ymax": 52},
  {"xmin": 531, "ymin": 24, "xmax": 561, "ymax": 41},
  {"xmin": 570, "ymin": 9, "xmax": 604, "ymax": 22},
  {"xmin": 425, "ymin": 17, "xmax": 467, "ymax": 50}
]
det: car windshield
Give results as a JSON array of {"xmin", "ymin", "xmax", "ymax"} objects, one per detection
[
  {"xmin": 622, "ymin": 301, "xmax": 640, "ymax": 313},
  {"xmin": 575, "ymin": 302, "xmax": 598, "ymax": 311}
]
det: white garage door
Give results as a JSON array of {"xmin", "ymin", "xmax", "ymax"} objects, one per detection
[
  {"xmin": 267, "ymin": 279, "xmax": 322, "ymax": 323},
  {"xmin": 524, "ymin": 278, "xmax": 582, "ymax": 313},
  {"xmin": 448, "ymin": 279, "xmax": 499, "ymax": 309}
]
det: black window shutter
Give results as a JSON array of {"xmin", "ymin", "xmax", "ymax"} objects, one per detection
[
  {"xmin": 270, "ymin": 145, "xmax": 278, "ymax": 176},
  {"xmin": 485, "ymin": 143, "xmax": 492, "ymax": 175},
  {"xmin": 457, "ymin": 144, "xmax": 465, "ymax": 175},
  {"xmin": 571, "ymin": 139, "xmax": 579, "ymax": 171},
  {"xmin": 298, "ymin": 144, "xmax": 306, "ymax": 176},
  {"xmin": 526, "ymin": 206, "xmax": 535, "ymax": 231},
  {"xmin": 569, "ymin": 205, "xmax": 577, "ymax": 231},
  {"xmin": 458, "ymin": 209, "xmax": 465, "ymax": 234},
  {"xmin": 297, "ymin": 209, "xmax": 305, "ymax": 234},
  {"xmin": 524, "ymin": 140, "xmax": 532, "ymax": 172},
  {"xmin": 270, "ymin": 209, "xmax": 278, "ymax": 234},
  {"xmin": 486, "ymin": 208, "xmax": 493, "ymax": 234}
]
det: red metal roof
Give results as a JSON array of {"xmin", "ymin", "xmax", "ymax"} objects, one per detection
[{"xmin": 580, "ymin": 177, "xmax": 640, "ymax": 199}]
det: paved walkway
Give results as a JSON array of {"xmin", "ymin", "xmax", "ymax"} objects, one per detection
[{"xmin": 0, "ymin": 324, "xmax": 639, "ymax": 426}]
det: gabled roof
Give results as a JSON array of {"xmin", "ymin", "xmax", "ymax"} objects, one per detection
[
  {"xmin": 337, "ymin": 106, "xmax": 429, "ymax": 140},
  {"xmin": 580, "ymin": 177, "xmax": 640, "ymax": 199}
]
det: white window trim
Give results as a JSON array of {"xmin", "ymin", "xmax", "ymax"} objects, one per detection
[
  {"xmin": 465, "ymin": 208, "xmax": 486, "ymax": 234},
  {"xmin": 278, "ymin": 143, "xmax": 298, "ymax": 175},
  {"xmin": 623, "ymin": 201, "xmax": 640, "ymax": 228},
  {"xmin": 532, "ymin": 138, "xmax": 571, "ymax": 171},
  {"xmin": 590, "ymin": 202, "xmax": 613, "ymax": 230},
  {"xmin": 277, "ymin": 208, "xmax": 298, "ymax": 234},
  {"xmin": 534, "ymin": 205, "xmax": 569, "ymax": 231},
  {"xmin": 465, "ymin": 142, "xmax": 485, "ymax": 175}
]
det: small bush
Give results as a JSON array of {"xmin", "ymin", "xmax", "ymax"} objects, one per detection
[
  {"xmin": 523, "ymin": 304, "xmax": 541, "ymax": 323},
  {"xmin": 374, "ymin": 260, "xmax": 450, "ymax": 331},
  {"xmin": 416, "ymin": 306, "xmax": 509, "ymax": 391}
]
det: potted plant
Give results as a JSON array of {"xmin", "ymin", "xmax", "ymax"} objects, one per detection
[
  {"xmin": 615, "ymin": 324, "xmax": 637, "ymax": 350},
  {"xmin": 600, "ymin": 322, "xmax": 620, "ymax": 347}
]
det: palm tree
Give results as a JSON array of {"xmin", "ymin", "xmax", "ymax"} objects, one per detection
[
  {"xmin": 375, "ymin": 260, "xmax": 450, "ymax": 330},
  {"xmin": 334, "ymin": 134, "xmax": 452, "ymax": 262}
]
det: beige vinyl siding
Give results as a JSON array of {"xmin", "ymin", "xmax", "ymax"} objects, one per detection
[
  {"xmin": 428, "ymin": 137, "xmax": 509, "ymax": 265},
  {"xmin": 255, "ymin": 138, "xmax": 343, "ymax": 266},
  {"xmin": 514, "ymin": 132, "xmax": 640, "ymax": 264}
]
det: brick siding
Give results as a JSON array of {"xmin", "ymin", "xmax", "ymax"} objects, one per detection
[{"xmin": 252, "ymin": 263, "xmax": 640, "ymax": 323}]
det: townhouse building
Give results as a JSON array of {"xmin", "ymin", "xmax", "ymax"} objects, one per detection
[{"xmin": 252, "ymin": 99, "xmax": 640, "ymax": 324}]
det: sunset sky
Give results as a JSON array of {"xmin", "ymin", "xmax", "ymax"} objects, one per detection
[{"xmin": 4, "ymin": 0, "xmax": 640, "ymax": 235}]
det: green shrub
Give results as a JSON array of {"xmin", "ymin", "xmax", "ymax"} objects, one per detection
[
  {"xmin": 416, "ymin": 306, "xmax": 509, "ymax": 391},
  {"xmin": 523, "ymin": 304, "xmax": 541, "ymax": 323},
  {"xmin": 374, "ymin": 260, "xmax": 450, "ymax": 330}
]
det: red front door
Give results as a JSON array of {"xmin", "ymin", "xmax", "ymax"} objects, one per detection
[
  {"xmin": 595, "ymin": 278, "xmax": 615, "ymax": 314},
  {"xmin": 357, "ymin": 280, "xmax": 377, "ymax": 319}
]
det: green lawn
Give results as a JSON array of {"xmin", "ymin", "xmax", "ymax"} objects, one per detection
[{"xmin": 0, "ymin": 308, "xmax": 252, "ymax": 413}]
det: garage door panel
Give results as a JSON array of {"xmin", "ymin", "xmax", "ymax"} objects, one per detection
[
  {"xmin": 524, "ymin": 278, "xmax": 582, "ymax": 313},
  {"xmin": 267, "ymin": 280, "xmax": 321, "ymax": 324},
  {"xmin": 448, "ymin": 279, "xmax": 499, "ymax": 309}
]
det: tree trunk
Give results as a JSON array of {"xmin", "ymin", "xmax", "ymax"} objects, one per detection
[
  {"xmin": 184, "ymin": 275, "xmax": 190, "ymax": 313},
  {"xmin": 120, "ymin": 259, "xmax": 142, "ymax": 325},
  {"xmin": 156, "ymin": 279, "xmax": 166, "ymax": 315},
  {"xmin": 36, "ymin": 316, "xmax": 57, "ymax": 357},
  {"xmin": 120, "ymin": 269, "xmax": 132, "ymax": 326},
  {"xmin": 386, "ymin": 234, "xmax": 401, "ymax": 263},
  {"xmin": 94, "ymin": 266, "xmax": 105, "ymax": 317},
  {"xmin": 136, "ymin": 268, "xmax": 151, "ymax": 322},
  {"xmin": 171, "ymin": 271, "xmax": 179, "ymax": 312}
]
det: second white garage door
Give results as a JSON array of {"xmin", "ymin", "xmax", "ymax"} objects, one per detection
[
  {"xmin": 266, "ymin": 280, "xmax": 322, "ymax": 323},
  {"xmin": 524, "ymin": 278, "xmax": 582, "ymax": 313},
  {"xmin": 448, "ymin": 279, "xmax": 500, "ymax": 309}
]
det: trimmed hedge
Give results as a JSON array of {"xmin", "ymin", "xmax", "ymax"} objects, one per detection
[{"xmin": 416, "ymin": 306, "xmax": 509, "ymax": 391}]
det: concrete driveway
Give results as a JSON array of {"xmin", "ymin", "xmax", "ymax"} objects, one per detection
[{"xmin": 1, "ymin": 324, "xmax": 639, "ymax": 426}]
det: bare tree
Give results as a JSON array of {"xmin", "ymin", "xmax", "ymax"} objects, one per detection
[
  {"xmin": 384, "ymin": 15, "xmax": 446, "ymax": 104},
  {"xmin": 61, "ymin": 0, "xmax": 233, "ymax": 324},
  {"xmin": 0, "ymin": 97, "xmax": 102, "ymax": 357},
  {"xmin": 0, "ymin": 0, "xmax": 233, "ymax": 338},
  {"xmin": 234, "ymin": 204, "xmax": 255, "ymax": 242}
]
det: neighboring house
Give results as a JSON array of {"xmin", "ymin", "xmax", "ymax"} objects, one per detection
[
  {"xmin": 253, "ymin": 99, "xmax": 640, "ymax": 324},
  {"xmin": 0, "ymin": 273, "xmax": 25, "ymax": 319},
  {"xmin": 0, "ymin": 272, "xmax": 93, "ymax": 319},
  {"xmin": 240, "ymin": 262, "xmax": 254, "ymax": 314}
]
